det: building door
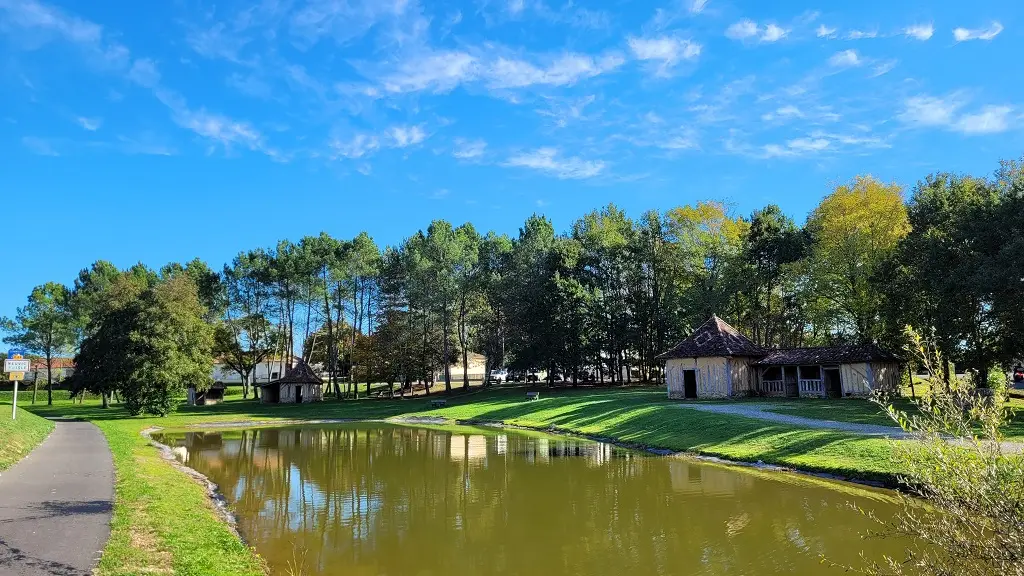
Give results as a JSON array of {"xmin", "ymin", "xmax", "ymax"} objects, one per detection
[
  {"xmin": 824, "ymin": 368, "xmax": 842, "ymax": 398},
  {"xmin": 683, "ymin": 370, "xmax": 698, "ymax": 399},
  {"xmin": 784, "ymin": 366, "xmax": 799, "ymax": 397},
  {"xmin": 295, "ymin": 385, "xmax": 303, "ymax": 403}
]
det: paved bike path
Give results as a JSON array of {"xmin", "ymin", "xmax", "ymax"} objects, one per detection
[{"xmin": 0, "ymin": 420, "xmax": 114, "ymax": 575}]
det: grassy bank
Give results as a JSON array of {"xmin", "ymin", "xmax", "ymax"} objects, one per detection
[
  {"xmin": 0, "ymin": 401, "xmax": 55, "ymax": 471},
  {"xmin": 22, "ymin": 385, "xmax": 969, "ymax": 575}
]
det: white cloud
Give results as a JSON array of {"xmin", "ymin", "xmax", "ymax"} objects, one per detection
[
  {"xmin": 787, "ymin": 137, "xmax": 830, "ymax": 152},
  {"xmin": 761, "ymin": 24, "xmax": 788, "ymax": 42},
  {"xmin": 329, "ymin": 134, "xmax": 380, "ymax": 159},
  {"xmin": 628, "ymin": 36, "xmax": 701, "ymax": 75},
  {"xmin": 508, "ymin": 0, "xmax": 525, "ymax": 15},
  {"xmin": 486, "ymin": 52, "xmax": 624, "ymax": 89},
  {"xmin": 725, "ymin": 19, "xmax": 759, "ymax": 40},
  {"xmin": 953, "ymin": 21, "xmax": 1003, "ymax": 42},
  {"xmin": 846, "ymin": 29, "xmax": 877, "ymax": 40},
  {"xmin": 761, "ymin": 137, "xmax": 830, "ymax": 158},
  {"xmin": 174, "ymin": 108, "xmax": 265, "ymax": 152},
  {"xmin": 816, "ymin": 24, "xmax": 837, "ymax": 38},
  {"xmin": 76, "ymin": 116, "xmax": 101, "ymax": 131},
  {"xmin": 828, "ymin": 49, "xmax": 862, "ymax": 67},
  {"xmin": 689, "ymin": 0, "xmax": 708, "ymax": 14},
  {"xmin": 955, "ymin": 105, "xmax": 1013, "ymax": 134},
  {"xmin": 904, "ymin": 23, "xmax": 934, "ymax": 41},
  {"xmin": 389, "ymin": 125, "xmax": 427, "ymax": 147},
  {"xmin": 725, "ymin": 19, "xmax": 787, "ymax": 42},
  {"xmin": 128, "ymin": 58, "xmax": 160, "ymax": 87},
  {"xmin": 21, "ymin": 136, "xmax": 59, "ymax": 156},
  {"xmin": 0, "ymin": 0, "xmax": 130, "ymax": 68},
  {"xmin": 871, "ymin": 59, "xmax": 898, "ymax": 77},
  {"xmin": 504, "ymin": 148, "xmax": 605, "ymax": 179},
  {"xmin": 899, "ymin": 95, "xmax": 965, "ymax": 127},
  {"xmin": 381, "ymin": 50, "xmax": 477, "ymax": 93},
  {"xmin": 762, "ymin": 105, "xmax": 803, "ymax": 121},
  {"xmin": 453, "ymin": 138, "xmax": 487, "ymax": 159}
]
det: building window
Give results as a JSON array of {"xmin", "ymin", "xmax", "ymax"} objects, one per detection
[
  {"xmin": 763, "ymin": 366, "xmax": 782, "ymax": 380},
  {"xmin": 271, "ymin": 372, "xmax": 279, "ymax": 380},
  {"xmin": 799, "ymin": 366, "xmax": 821, "ymax": 380}
]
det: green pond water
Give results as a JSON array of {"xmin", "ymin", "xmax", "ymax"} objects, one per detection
[{"xmin": 156, "ymin": 423, "xmax": 908, "ymax": 575}]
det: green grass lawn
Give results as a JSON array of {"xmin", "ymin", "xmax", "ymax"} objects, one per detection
[
  {"xmin": 0, "ymin": 401, "xmax": 55, "ymax": 471},
  {"xmin": 15, "ymin": 385, "xmax": 931, "ymax": 576},
  {"xmin": 762, "ymin": 393, "xmax": 1024, "ymax": 440}
]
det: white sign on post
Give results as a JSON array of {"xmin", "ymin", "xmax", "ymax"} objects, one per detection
[{"xmin": 4, "ymin": 359, "xmax": 30, "ymax": 372}]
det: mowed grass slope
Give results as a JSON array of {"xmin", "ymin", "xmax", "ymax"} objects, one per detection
[{"xmin": 0, "ymin": 401, "xmax": 55, "ymax": 471}]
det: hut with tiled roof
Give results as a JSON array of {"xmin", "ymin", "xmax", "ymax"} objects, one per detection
[
  {"xmin": 656, "ymin": 315, "xmax": 903, "ymax": 399},
  {"xmin": 258, "ymin": 360, "xmax": 324, "ymax": 404}
]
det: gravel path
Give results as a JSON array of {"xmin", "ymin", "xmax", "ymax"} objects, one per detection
[
  {"xmin": 678, "ymin": 403, "xmax": 914, "ymax": 438},
  {"xmin": 0, "ymin": 420, "xmax": 114, "ymax": 575}
]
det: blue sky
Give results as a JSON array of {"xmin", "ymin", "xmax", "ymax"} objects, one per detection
[{"xmin": 1, "ymin": 0, "xmax": 1022, "ymax": 320}]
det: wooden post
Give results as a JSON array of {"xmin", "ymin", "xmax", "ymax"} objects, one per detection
[{"xmin": 907, "ymin": 364, "xmax": 916, "ymax": 399}]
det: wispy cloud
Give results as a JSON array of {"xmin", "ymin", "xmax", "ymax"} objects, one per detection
[
  {"xmin": 173, "ymin": 108, "xmax": 267, "ymax": 154},
  {"xmin": 504, "ymin": 148, "xmax": 605, "ymax": 179},
  {"xmin": 21, "ymin": 136, "xmax": 59, "ymax": 156},
  {"xmin": 816, "ymin": 24, "xmax": 837, "ymax": 38},
  {"xmin": 76, "ymin": 116, "xmax": 102, "ymax": 131},
  {"xmin": 628, "ymin": 35, "xmax": 701, "ymax": 76},
  {"xmin": 380, "ymin": 50, "xmax": 477, "ymax": 93},
  {"xmin": 953, "ymin": 21, "xmax": 1003, "ymax": 42},
  {"xmin": 899, "ymin": 94, "xmax": 1012, "ymax": 135},
  {"xmin": 955, "ymin": 106, "xmax": 1013, "ymax": 134},
  {"xmin": 486, "ymin": 52, "xmax": 625, "ymax": 89},
  {"xmin": 689, "ymin": 0, "xmax": 708, "ymax": 14},
  {"xmin": 725, "ymin": 19, "xmax": 787, "ymax": 42},
  {"xmin": 828, "ymin": 49, "xmax": 862, "ymax": 67},
  {"xmin": 899, "ymin": 94, "xmax": 966, "ymax": 127},
  {"xmin": 904, "ymin": 23, "xmax": 934, "ymax": 41},
  {"xmin": 329, "ymin": 134, "xmax": 380, "ymax": 159},
  {"xmin": 845, "ymin": 29, "xmax": 877, "ymax": 40},
  {"xmin": 389, "ymin": 125, "xmax": 427, "ymax": 147},
  {"xmin": 453, "ymin": 138, "xmax": 487, "ymax": 159}
]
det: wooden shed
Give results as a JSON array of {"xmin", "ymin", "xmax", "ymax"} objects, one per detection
[
  {"xmin": 259, "ymin": 361, "xmax": 324, "ymax": 404},
  {"xmin": 657, "ymin": 315, "xmax": 904, "ymax": 400},
  {"xmin": 753, "ymin": 346, "xmax": 902, "ymax": 398},
  {"xmin": 656, "ymin": 315, "xmax": 764, "ymax": 400}
]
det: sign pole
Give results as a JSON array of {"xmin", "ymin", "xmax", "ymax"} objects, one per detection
[{"xmin": 10, "ymin": 380, "xmax": 16, "ymax": 420}]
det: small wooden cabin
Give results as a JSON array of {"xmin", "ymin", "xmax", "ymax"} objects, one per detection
[
  {"xmin": 657, "ymin": 315, "xmax": 764, "ymax": 399},
  {"xmin": 187, "ymin": 382, "xmax": 226, "ymax": 406},
  {"xmin": 259, "ymin": 361, "xmax": 324, "ymax": 404},
  {"xmin": 657, "ymin": 315, "xmax": 903, "ymax": 400}
]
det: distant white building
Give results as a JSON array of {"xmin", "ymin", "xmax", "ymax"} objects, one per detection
[
  {"xmin": 24, "ymin": 358, "xmax": 75, "ymax": 384},
  {"xmin": 212, "ymin": 357, "xmax": 294, "ymax": 385}
]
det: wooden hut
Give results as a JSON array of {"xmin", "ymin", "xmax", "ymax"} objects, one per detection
[
  {"xmin": 187, "ymin": 382, "xmax": 226, "ymax": 406},
  {"xmin": 657, "ymin": 315, "xmax": 903, "ymax": 399},
  {"xmin": 259, "ymin": 361, "xmax": 324, "ymax": 404},
  {"xmin": 656, "ymin": 315, "xmax": 764, "ymax": 399}
]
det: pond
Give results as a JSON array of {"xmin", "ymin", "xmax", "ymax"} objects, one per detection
[{"xmin": 156, "ymin": 423, "xmax": 908, "ymax": 575}]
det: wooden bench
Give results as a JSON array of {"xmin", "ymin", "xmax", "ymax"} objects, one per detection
[
  {"xmin": 525, "ymin": 391, "xmax": 540, "ymax": 401},
  {"xmin": 430, "ymin": 399, "xmax": 448, "ymax": 408}
]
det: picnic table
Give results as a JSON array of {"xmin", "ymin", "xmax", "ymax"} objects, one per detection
[
  {"xmin": 525, "ymin": 391, "xmax": 540, "ymax": 401},
  {"xmin": 430, "ymin": 398, "xmax": 448, "ymax": 408}
]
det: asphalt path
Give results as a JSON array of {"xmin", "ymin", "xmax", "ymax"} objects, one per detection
[{"xmin": 0, "ymin": 420, "xmax": 114, "ymax": 575}]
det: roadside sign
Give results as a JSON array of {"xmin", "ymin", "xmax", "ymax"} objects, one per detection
[
  {"xmin": 5, "ymin": 352, "xmax": 27, "ymax": 420},
  {"xmin": 4, "ymin": 359, "xmax": 30, "ymax": 372}
]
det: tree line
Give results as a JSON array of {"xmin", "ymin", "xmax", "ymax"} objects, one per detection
[{"xmin": 4, "ymin": 158, "xmax": 1023, "ymax": 414}]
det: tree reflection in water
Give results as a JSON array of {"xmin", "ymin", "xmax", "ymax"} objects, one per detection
[{"xmin": 158, "ymin": 424, "xmax": 906, "ymax": 576}]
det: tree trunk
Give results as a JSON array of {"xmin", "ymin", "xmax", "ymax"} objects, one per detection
[{"xmin": 102, "ymin": 392, "xmax": 109, "ymax": 408}]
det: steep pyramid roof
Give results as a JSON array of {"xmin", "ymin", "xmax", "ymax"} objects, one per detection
[
  {"xmin": 262, "ymin": 360, "xmax": 323, "ymax": 386},
  {"xmin": 656, "ymin": 315, "xmax": 764, "ymax": 359}
]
